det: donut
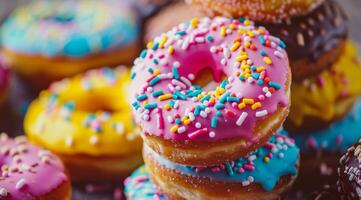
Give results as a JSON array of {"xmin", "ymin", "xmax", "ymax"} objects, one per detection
[
  {"xmin": 143, "ymin": 131, "xmax": 299, "ymax": 199},
  {"xmin": 0, "ymin": 0, "xmax": 140, "ymax": 89},
  {"xmin": 24, "ymin": 67, "xmax": 143, "ymax": 182},
  {"xmin": 0, "ymin": 133, "xmax": 71, "ymax": 200},
  {"xmin": 308, "ymin": 185, "xmax": 343, "ymax": 200},
  {"xmin": 130, "ymin": 17, "xmax": 291, "ymax": 166},
  {"xmin": 262, "ymin": 0, "xmax": 348, "ymax": 81},
  {"xmin": 338, "ymin": 140, "xmax": 361, "ymax": 199},
  {"xmin": 185, "ymin": 0, "xmax": 324, "ymax": 23},
  {"xmin": 291, "ymin": 99, "xmax": 361, "ymax": 193},
  {"xmin": 145, "ymin": 1, "xmax": 205, "ymax": 42},
  {"xmin": 124, "ymin": 165, "xmax": 168, "ymax": 200},
  {"xmin": 0, "ymin": 55, "xmax": 10, "ymax": 106},
  {"xmin": 286, "ymin": 41, "xmax": 361, "ymax": 132},
  {"xmin": 131, "ymin": 0, "xmax": 172, "ymax": 18}
]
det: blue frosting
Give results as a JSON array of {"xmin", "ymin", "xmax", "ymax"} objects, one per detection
[
  {"xmin": 145, "ymin": 131, "xmax": 300, "ymax": 192},
  {"xmin": 0, "ymin": 1, "xmax": 139, "ymax": 57},
  {"xmin": 293, "ymin": 99, "xmax": 361, "ymax": 153},
  {"xmin": 124, "ymin": 165, "xmax": 168, "ymax": 200}
]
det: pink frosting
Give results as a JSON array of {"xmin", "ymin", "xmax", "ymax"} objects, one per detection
[
  {"xmin": 0, "ymin": 55, "xmax": 10, "ymax": 92},
  {"xmin": 0, "ymin": 134, "xmax": 68, "ymax": 200},
  {"xmin": 130, "ymin": 17, "xmax": 290, "ymax": 142}
]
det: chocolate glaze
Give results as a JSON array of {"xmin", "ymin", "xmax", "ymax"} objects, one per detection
[
  {"xmin": 308, "ymin": 185, "xmax": 343, "ymax": 200},
  {"xmin": 338, "ymin": 140, "xmax": 361, "ymax": 200},
  {"xmin": 262, "ymin": 0, "xmax": 348, "ymax": 63}
]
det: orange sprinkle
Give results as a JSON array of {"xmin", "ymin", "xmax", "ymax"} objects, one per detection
[
  {"xmin": 146, "ymin": 41, "xmax": 154, "ymax": 49},
  {"xmin": 168, "ymin": 46, "xmax": 174, "ymax": 54}
]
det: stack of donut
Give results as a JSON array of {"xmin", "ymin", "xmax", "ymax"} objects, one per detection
[{"xmin": 125, "ymin": 16, "xmax": 300, "ymax": 199}]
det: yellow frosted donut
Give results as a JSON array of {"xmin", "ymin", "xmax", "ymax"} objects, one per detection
[
  {"xmin": 286, "ymin": 41, "xmax": 361, "ymax": 132},
  {"xmin": 186, "ymin": 0, "xmax": 324, "ymax": 22},
  {"xmin": 24, "ymin": 66, "xmax": 143, "ymax": 182}
]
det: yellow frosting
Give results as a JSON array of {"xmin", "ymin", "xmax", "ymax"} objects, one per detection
[
  {"xmin": 289, "ymin": 41, "xmax": 361, "ymax": 127},
  {"xmin": 24, "ymin": 67, "xmax": 142, "ymax": 156}
]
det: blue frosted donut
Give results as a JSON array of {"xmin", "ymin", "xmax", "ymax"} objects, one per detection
[
  {"xmin": 0, "ymin": 0, "xmax": 139, "ymax": 58},
  {"xmin": 124, "ymin": 165, "xmax": 168, "ymax": 200},
  {"xmin": 293, "ymin": 99, "xmax": 361, "ymax": 153}
]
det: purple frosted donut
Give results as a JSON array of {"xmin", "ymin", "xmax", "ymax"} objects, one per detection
[
  {"xmin": 338, "ymin": 140, "xmax": 361, "ymax": 199},
  {"xmin": 0, "ymin": 133, "xmax": 71, "ymax": 200}
]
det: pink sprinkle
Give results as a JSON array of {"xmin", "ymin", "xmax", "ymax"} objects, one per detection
[
  {"xmin": 211, "ymin": 167, "xmax": 221, "ymax": 172},
  {"xmin": 264, "ymin": 142, "xmax": 275, "ymax": 150},
  {"xmin": 156, "ymin": 109, "xmax": 164, "ymax": 130},
  {"xmin": 258, "ymin": 95, "xmax": 265, "ymax": 101},
  {"xmin": 268, "ymin": 152, "xmax": 273, "ymax": 158},
  {"xmin": 195, "ymin": 167, "xmax": 205, "ymax": 173},
  {"xmin": 260, "ymin": 71, "xmax": 266, "ymax": 79},
  {"xmin": 188, "ymin": 128, "xmax": 208, "ymax": 139},
  {"xmin": 238, "ymin": 168, "xmax": 245, "ymax": 173},
  {"xmin": 307, "ymin": 137, "xmax": 318, "ymax": 149},
  {"xmin": 244, "ymin": 164, "xmax": 255, "ymax": 171}
]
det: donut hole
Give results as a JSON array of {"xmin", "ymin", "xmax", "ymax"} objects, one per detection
[{"xmin": 193, "ymin": 68, "xmax": 227, "ymax": 91}]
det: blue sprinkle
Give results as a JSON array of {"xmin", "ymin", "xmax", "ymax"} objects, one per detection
[
  {"xmin": 64, "ymin": 102, "xmax": 75, "ymax": 110},
  {"xmin": 173, "ymin": 90, "xmax": 187, "ymax": 100},
  {"xmin": 211, "ymin": 117, "xmax": 218, "ymax": 128},
  {"xmin": 152, "ymin": 42, "xmax": 159, "ymax": 50},
  {"xmin": 259, "ymin": 50, "xmax": 267, "ymax": 56},
  {"xmin": 131, "ymin": 72, "xmax": 136, "ymax": 80},
  {"xmin": 136, "ymin": 94, "xmax": 148, "ymax": 101},
  {"xmin": 149, "ymin": 76, "xmax": 160, "ymax": 86},
  {"xmin": 279, "ymin": 40, "xmax": 286, "ymax": 49},
  {"xmin": 169, "ymin": 100, "xmax": 175, "ymax": 107},
  {"xmin": 219, "ymin": 92, "xmax": 230, "ymax": 103},
  {"xmin": 132, "ymin": 102, "xmax": 139, "ymax": 110},
  {"xmin": 198, "ymin": 104, "xmax": 206, "ymax": 110},
  {"xmin": 251, "ymin": 65, "xmax": 257, "ymax": 71},
  {"xmin": 206, "ymin": 36, "xmax": 214, "ymax": 42},
  {"xmin": 148, "ymin": 68, "xmax": 153, "ymax": 73},
  {"xmin": 239, "ymin": 75, "xmax": 245, "ymax": 81},
  {"xmin": 215, "ymin": 104, "xmax": 225, "ymax": 110},
  {"xmin": 238, "ymin": 17, "xmax": 245, "ymax": 23},
  {"xmin": 225, "ymin": 162, "xmax": 234, "ymax": 176},
  {"xmin": 227, "ymin": 97, "xmax": 240, "ymax": 102},
  {"xmin": 172, "ymin": 66, "xmax": 179, "ymax": 79},
  {"xmin": 194, "ymin": 106, "xmax": 201, "ymax": 116},
  {"xmin": 152, "ymin": 90, "xmax": 164, "ymax": 97},
  {"xmin": 189, "ymin": 90, "xmax": 202, "ymax": 97},
  {"xmin": 200, "ymin": 95, "xmax": 211, "ymax": 103},
  {"xmin": 144, "ymin": 103, "xmax": 157, "ymax": 109},
  {"xmin": 259, "ymin": 36, "xmax": 265, "ymax": 45},
  {"xmin": 220, "ymin": 80, "xmax": 228, "ymax": 88},
  {"xmin": 216, "ymin": 111, "xmax": 222, "ymax": 117},
  {"xmin": 176, "ymin": 31, "xmax": 186, "ymax": 36},
  {"xmin": 269, "ymin": 81, "xmax": 282, "ymax": 90},
  {"xmin": 251, "ymin": 73, "xmax": 260, "ymax": 80},
  {"xmin": 257, "ymin": 80, "xmax": 264, "ymax": 85},
  {"xmin": 140, "ymin": 49, "xmax": 147, "ymax": 58},
  {"xmin": 175, "ymin": 118, "xmax": 181, "ymax": 124},
  {"xmin": 153, "ymin": 59, "xmax": 159, "ymax": 64}
]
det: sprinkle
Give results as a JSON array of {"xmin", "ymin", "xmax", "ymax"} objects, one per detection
[
  {"xmin": 177, "ymin": 126, "xmax": 186, "ymax": 134},
  {"xmin": 158, "ymin": 94, "xmax": 172, "ymax": 101},
  {"xmin": 211, "ymin": 117, "xmax": 218, "ymax": 128},
  {"xmin": 209, "ymin": 131, "xmax": 215, "ymax": 138},
  {"xmin": 168, "ymin": 46, "xmax": 175, "ymax": 54},
  {"xmin": 172, "ymin": 67, "xmax": 179, "ymax": 79},
  {"xmin": 263, "ymin": 57, "xmax": 272, "ymax": 65},
  {"xmin": 149, "ymin": 76, "xmax": 160, "ymax": 86},
  {"xmin": 170, "ymin": 125, "xmax": 178, "ymax": 133},
  {"xmin": 144, "ymin": 103, "xmax": 157, "ymax": 110},
  {"xmin": 256, "ymin": 110, "xmax": 268, "ymax": 117},
  {"xmin": 269, "ymin": 81, "xmax": 281, "ymax": 90},
  {"xmin": 188, "ymin": 128, "xmax": 208, "ymax": 139},
  {"xmin": 230, "ymin": 41, "xmax": 241, "ymax": 51},
  {"xmin": 136, "ymin": 94, "xmax": 148, "ymax": 101},
  {"xmin": 152, "ymin": 90, "xmax": 164, "ymax": 97},
  {"xmin": 236, "ymin": 112, "xmax": 248, "ymax": 126},
  {"xmin": 16, "ymin": 178, "xmax": 27, "ymax": 190},
  {"xmin": 140, "ymin": 50, "xmax": 147, "ymax": 58},
  {"xmin": 251, "ymin": 102, "xmax": 262, "ymax": 110},
  {"xmin": 225, "ymin": 162, "xmax": 234, "ymax": 176},
  {"xmin": 0, "ymin": 188, "xmax": 8, "ymax": 197},
  {"xmin": 173, "ymin": 90, "xmax": 187, "ymax": 100},
  {"xmin": 156, "ymin": 109, "xmax": 164, "ymax": 130}
]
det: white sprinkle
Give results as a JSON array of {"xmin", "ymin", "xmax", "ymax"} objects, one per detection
[
  {"xmin": 174, "ymin": 101, "xmax": 179, "ymax": 109},
  {"xmin": 89, "ymin": 135, "xmax": 99, "ymax": 145},
  {"xmin": 0, "ymin": 188, "xmax": 8, "ymax": 197},
  {"xmin": 142, "ymin": 114, "xmax": 150, "ymax": 121},
  {"xmin": 248, "ymin": 176, "xmax": 254, "ymax": 183},
  {"xmin": 188, "ymin": 113, "xmax": 195, "ymax": 121},
  {"xmin": 146, "ymin": 87, "xmax": 153, "ymax": 92},
  {"xmin": 209, "ymin": 131, "xmax": 215, "ymax": 138},
  {"xmin": 195, "ymin": 122, "xmax": 201, "ymax": 128},
  {"xmin": 223, "ymin": 47, "xmax": 231, "ymax": 59},
  {"xmin": 177, "ymin": 126, "xmax": 186, "ymax": 134},
  {"xmin": 180, "ymin": 77, "xmax": 192, "ymax": 87},
  {"xmin": 167, "ymin": 116, "xmax": 174, "ymax": 123},
  {"xmin": 274, "ymin": 51, "xmax": 284, "ymax": 58},
  {"xmin": 200, "ymin": 111, "xmax": 207, "ymax": 118},
  {"xmin": 210, "ymin": 46, "xmax": 217, "ymax": 53},
  {"xmin": 188, "ymin": 74, "xmax": 195, "ymax": 80},
  {"xmin": 195, "ymin": 37, "xmax": 205, "ymax": 43},
  {"xmin": 242, "ymin": 180, "xmax": 250, "ymax": 186},
  {"xmin": 220, "ymin": 58, "xmax": 227, "ymax": 65},
  {"xmin": 233, "ymin": 62, "xmax": 240, "ymax": 68},
  {"xmin": 278, "ymin": 152, "xmax": 284, "ymax": 158},
  {"xmin": 265, "ymin": 92, "xmax": 272, "ymax": 98},
  {"xmin": 262, "ymin": 87, "xmax": 269, "ymax": 92},
  {"xmin": 158, "ymin": 74, "xmax": 168, "ymax": 79},
  {"xmin": 172, "ymin": 79, "xmax": 187, "ymax": 89},
  {"xmin": 16, "ymin": 178, "xmax": 26, "ymax": 190},
  {"xmin": 248, "ymin": 155, "xmax": 257, "ymax": 161},
  {"xmin": 65, "ymin": 136, "xmax": 73, "ymax": 147},
  {"xmin": 256, "ymin": 110, "xmax": 268, "ymax": 117},
  {"xmin": 173, "ymin": 61, "xmax": 180, "ymax": 68},
  {"xmin": 236, "ymin": 112, "xmax": 248, "ymax": 126},
  {"xmin": 247, "ymin": 77, "xmax": 254, "ymax": 83}
]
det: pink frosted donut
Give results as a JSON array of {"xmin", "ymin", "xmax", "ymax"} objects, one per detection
[
  {"xmin": 0, "ymin": 134, "xmax": 71, "ymax": 200},
  {"xmin": 130, "ymin": 17, "xmax": 291, "ymax": 165}
]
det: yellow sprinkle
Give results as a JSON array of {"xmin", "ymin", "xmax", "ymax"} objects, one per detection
[
  {"xmin": 256, "ymin": 67, "xmax": 265, "ymax": 72},
  {"xmin": 197, "ymin": 94, "xmax": 204, "ymax": 100},
  {"xmin": 229, "ymin": 23, "xmax": 236, "ymax": 30},
  {"xmin": 191, "ymin": 18, "xmax": 200, "ymax": 28},
  {"xmin": 247, "ymin": 30, "xmax": 254, "ymax": 38},
  {"xmin": 159, "ymin": 35, "xmax": 168, "ymax": 49},
  {"xmin": 244, "ymin": 20, "xmax": 251, "ymax": 26},
  {"xmin": 243, "ymin": 98, "xmax": 254, "ymax": 105},
  {"xmin": 244, "ymin": 74, "xmax": 250, "ymax": 79},
  {"xmin": 264, "ymin": 57, "xmax": 272, "ymax": 65},
  {"xmin": 220, "ymin": 26, "xmax": 227, "ymax": 37},
  {"xmin": 154, "ymin": 69, "xmax": 161, "ymax": 75},
  {"xmin": 230, "ymin": 41, "xmax": 241, "ymax": 52},
  {"xmin": 244, "ymin": 41, "xmax": 251, "ymax": 48},
  {"xmin": 251, "ymin": 102, "xmax": 262, "ymax": 110},
  {"xmin": 184, "ymin": 119, "xmax": 191, "ymax": 125},
  {"xmin": 170, "ymin": 125, "xmax": 179, "ymax": 133},
  {"xmin": 264, "ymin": 156, "xmax": 270, "ymax": 163},
  {"xmin": 236, "ymin": 55, "xmax": 248, "ymax": 62},
  {"xmin": 159, "ymin": 94, "xmax": 173, "ymax": 101},
  {"xmin": 210, "ymin": 98, "xmax": 215, "ymax": 103},
  {"xmin": 146, "ymin": 41, "xmax": 154, "ymax": 49},
  {"xmin": 143, "ymin": 101, "xmax": 148, "ymax": 106},
  {"xmin": 238, "ymin": 29, "xmax": 245, "ymax": 35},
  {"xmin": 258, "ymin": 27, "xmax": 266, "ymax": 34},
  {"xmin": 168, "ymin": 46, "xmax": 175, "ymax": 54},
  {"xmin": 238, "ymin": 103, "xmax": 246, "ymax": 109},
  {"xmin": 164, "ymin": 104, "xmax": 171, "ymax": 110}
]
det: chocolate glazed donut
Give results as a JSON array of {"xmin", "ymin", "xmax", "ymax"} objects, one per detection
[
  {"xmin": 262, "ymin": 0, "xmax": 348, "ymax": 81},
  {"xmin": 338, "ymin": 140, "xmax": 361, "ymax": 200}
]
